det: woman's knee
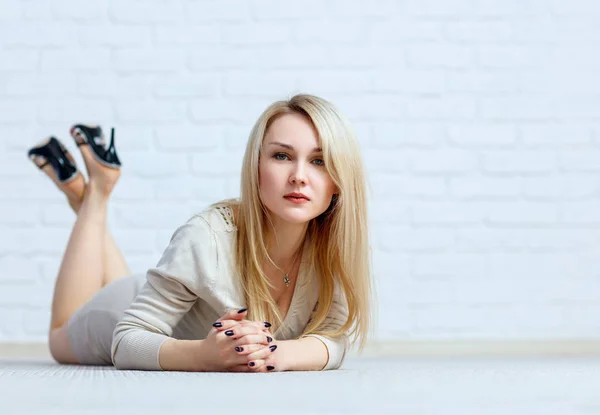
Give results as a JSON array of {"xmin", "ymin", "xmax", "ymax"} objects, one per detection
[{"xmin": 48, "ymin": 326, "xmax": 80, "ymax": 365}]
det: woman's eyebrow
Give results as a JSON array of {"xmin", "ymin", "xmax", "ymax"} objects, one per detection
[{"xmin": 269, "ymin": 141, "xmax": 322, "ymax": 152}]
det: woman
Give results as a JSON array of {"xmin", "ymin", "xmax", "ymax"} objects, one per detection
[{"xmin": 27, "ymin": 94, "xmax": 372, "ymax": 372}]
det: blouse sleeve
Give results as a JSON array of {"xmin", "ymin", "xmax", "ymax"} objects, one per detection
[
  {"xmin": 301, "ymin": 283, "xmax": 350, "ymax": 370},
  {"xmin": 111, "ymin": 215, "xmax": 216, "ymax": 370}
]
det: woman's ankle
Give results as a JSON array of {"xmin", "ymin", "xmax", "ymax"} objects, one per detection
[{"xmin": 85, "ymin": 182, "xmax": 112, "ymax": 203}]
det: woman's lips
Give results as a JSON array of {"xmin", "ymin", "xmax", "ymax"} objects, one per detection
[{"xmin": 284, "ymin": 196, "xmax": 309, "ymax": 204}]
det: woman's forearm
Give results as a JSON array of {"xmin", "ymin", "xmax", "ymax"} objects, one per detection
[
  {"xmin": 159, "ymin": 337, "xmax": 332, "ymax": 372},
  {"xmin": 279, "ymin": 337, "xmax": 329, "ymax": 371},
  {"xmin": 159, "ymin": 338, "xmax": 206, "ymax": 371}
]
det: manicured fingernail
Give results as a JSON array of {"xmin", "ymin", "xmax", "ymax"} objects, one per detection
[
  {"xmin": 267, "ymin": 336, "xmax": 273, "ymax": 343},
  {"xmin": 212, "ymin": 322, "xmax": 222, "ymax": 328},
  {"xmin": 266, "ymin": 366, "xmax": 275, "ymax": 371},
  {"xmin": 225, "ymin": 330, "xmax": 234, "ymax": 336},
  {"xmin": 269, "ymin": 345, "xmax": 277, "ymax": 352},
  {"xmin": 235, "ymin": 346, "xmax": 243, "ymax": 352},
  {"xmin": 237, "ymin": 308, "xmax": 247, "ymax": 313},
  {"xmin": 248, "ymin": 362, "xmax": 255, "ymax": 367},
  {"xmin": 264, "ymin": 322, "xmax": 271, "ymax": 328}
]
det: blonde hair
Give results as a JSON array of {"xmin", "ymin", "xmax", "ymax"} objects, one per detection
[{"xmin": 211, "ymin": 93, "xmax": 372, "ymax": 350}]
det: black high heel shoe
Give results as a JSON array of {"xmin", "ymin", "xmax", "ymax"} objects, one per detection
[
  {"xmin": 27, "ymin": 137, "xmax": 79, "ymax": 183},
  {"xmin": 70, "ymin": 125, "xmax": 122, "ymax": 169}
]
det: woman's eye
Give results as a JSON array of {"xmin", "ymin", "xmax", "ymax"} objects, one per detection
[
  {"xmin": 273, "ymin": 153, "xmax": 324, "ymax": 166},
  {"xmin": 312, "ymin": 159, "xmax": 325, "ymax": 166}
]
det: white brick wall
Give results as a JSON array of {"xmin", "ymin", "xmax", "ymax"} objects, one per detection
[{"xmin": 0, "ymin": 0, "xmax": 599, "ymax": 343}]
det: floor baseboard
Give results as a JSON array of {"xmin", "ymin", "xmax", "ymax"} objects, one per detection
[
  {"xmin": 1, "ymin": 340, "xmax": 599, "ymax": 359},
  {"xmin": 357, "ymin": 339, "xmax": 600, "ymax": 357}
]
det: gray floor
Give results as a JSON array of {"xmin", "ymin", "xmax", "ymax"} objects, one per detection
[{"xmin": 1, "ymin": 356, "xmax": 599, "ymax": 414}]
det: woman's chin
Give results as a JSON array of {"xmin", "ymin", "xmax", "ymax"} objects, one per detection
[{"xmin": 273, "ymin": 207, "xmax": 315, "ymax": 225}]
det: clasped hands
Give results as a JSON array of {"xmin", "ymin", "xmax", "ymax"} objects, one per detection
[{"xmin": 200, "ymin": 308, "xmax": 283, "ymax": 373}]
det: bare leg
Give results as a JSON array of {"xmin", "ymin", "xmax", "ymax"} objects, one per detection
[
  {"xmin": 67, "ymin": 193, "xmax": 131, "ymax": 287},
  {"xmin": 31, "ymin": 155, "xmax": 130, "ymax": 292},
  {"xmin": 50, "ymin": 186, "xmax": 108, "ymax": 330},
  {"xmin": 102, "ymin": 232, "xmax": 131, "ymax": 286},
  {"xmin": 30, "ymin": 132, "xmax": 123, "ymax": 330}
]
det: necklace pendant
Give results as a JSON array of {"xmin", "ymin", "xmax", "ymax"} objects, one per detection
[{"xmin": 283, "ymin": 274, "xmax": 291, "ymax": 287}]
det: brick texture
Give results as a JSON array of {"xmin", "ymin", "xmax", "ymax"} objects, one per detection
[{"xmin": 1, "ymin": 0, "xmax": 599, "ymax": 343}]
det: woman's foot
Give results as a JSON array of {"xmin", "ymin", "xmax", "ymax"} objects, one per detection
[
  {"xmin": 70, "ymin": 125, "xmax": 121, "ymax": 197},
  {"xmin": 29, "ymin": 137, "xmax": 86, "ymax": 213}
]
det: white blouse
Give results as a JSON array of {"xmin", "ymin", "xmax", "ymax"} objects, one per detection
[{"xmin": 111, "ymin": 205, "xmax": 349, "ymax": 371}]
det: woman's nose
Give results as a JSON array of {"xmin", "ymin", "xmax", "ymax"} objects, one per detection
[{"xmin": 289, "ymin": 163, "xmax": 307, "ymax": 184}]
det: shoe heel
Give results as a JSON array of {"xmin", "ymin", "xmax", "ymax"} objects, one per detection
[
  {"xmin": 71, "ymin": 124, "xmax": 122, "ymax": 169},
  {"xmin": 105, "ymin": 127, "xmax": 121, "ymax": 168},
  {"xmin": 27, "ymin": 137, "xmax": 78, "ymax": 183}
]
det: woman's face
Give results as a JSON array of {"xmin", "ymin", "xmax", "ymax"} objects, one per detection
[{"xmin": 259, "ymin": 112, "xmax": 338, "ymax": 226}]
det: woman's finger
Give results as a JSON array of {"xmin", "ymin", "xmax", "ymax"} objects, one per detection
[
  {"xmin": 233, "ymin": 333, "xmax": 272, "ymax": 347},
  {"xmin": 246, "ymin": 358, "xmax": 276, "ymax": 372},
  {"xmin": 212, "ymin": 319, "xmax": 251, "ymax": 330},
  {"xmin": 245, "ymin": 343, "xmax": 277, "ymax": 362},
  {"xmin": 232, "ymin": 343, "xmax": 266, "ymax": 356},
  {"xmin": 217, "ymin": 325, "xmax": 267, "ymax": 342},
  {"xmin": 208, "ymin": 319, "xmax": 241, "ymax": 336},
  {"xmin": 212, "ymin": 319, "xmax": 270, "ymax": 333},
  {"xmin": 247, "ymin": 320, "xmax": 272, "ymax": 332},
  {"xmin": 250, "ymin": 361, "xmax": 277, "ymax": 373},
  {"xmin": 247, "ymin": 358, "xmax": 265, "ymax": 370},
  {"xmin": 213, "ymin": 307, "xmax": 247, "ymax": 325},
  {"xmin": 217, "ymin": 308, "xmax": 248, "ymax": 323},
  {"xmin": 208, "ymin": 308, "xmax": 248, "ymax": 335}
]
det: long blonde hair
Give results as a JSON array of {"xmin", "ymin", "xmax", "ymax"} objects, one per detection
[{"xmin": 212, "ymin": 93, "xmax": 372, "ymax": 350}]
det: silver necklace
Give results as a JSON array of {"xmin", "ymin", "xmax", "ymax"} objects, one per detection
[{"xmin": 281, "ymin": 248, "xmax": 302, "ymax": 288}]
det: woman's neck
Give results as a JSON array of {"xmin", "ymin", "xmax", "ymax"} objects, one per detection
[{"xmin": 265, "ymin": 221, "xmax": 308, "ymax": 268}]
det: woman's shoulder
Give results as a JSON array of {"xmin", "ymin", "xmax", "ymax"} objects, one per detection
[
  {"xmin": 185, "ymin": 201, "xmax": 239, "ymax": 234},
  {"xmin": 155, "ymin": 202, "xmax": 239, "ymax": 290}
]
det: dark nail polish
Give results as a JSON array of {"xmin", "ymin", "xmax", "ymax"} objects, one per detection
[
  {"xmin": 225, "ymin": 330, "xmax": 234, "ymax": 336},
  {"xmin": 235, "ymin": 346, "xmax": 243, "ymax": 352},
  {"xmin": 212, "ymin": 322, "xmax": 222, "ymax": 328},
  {"xmin": 249, "ymin": 362, "xmax": 255, "ymax": 367},
  {"xmin": 237, "ymin": 308, "xmax": 247, "ymax": 313},
  {"xmin": 267, "ymin": 336, "xmax": 273, "ymax": 343},
  {"xmin": 269, "ymin": 345, "xmax": 277, "ymax": 352},
  {"xmin": 264, "ymin": 322, "xmax": 271, "ymax": 328},
  {"xmin": 266, "ymin": 366, "xmax": 275, "ymax": 371}
]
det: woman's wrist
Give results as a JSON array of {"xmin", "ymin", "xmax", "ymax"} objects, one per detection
[
  {"xmin": 276, "ymin": 337, "xmax": 328, "ymax": 372},
  {"xmin": 192, "ymin": 338, "xmax": 211, "ymax": 371},
  {"xmin": 274, "ymin": 339, "xmax": 293, "ymax": 371}
]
